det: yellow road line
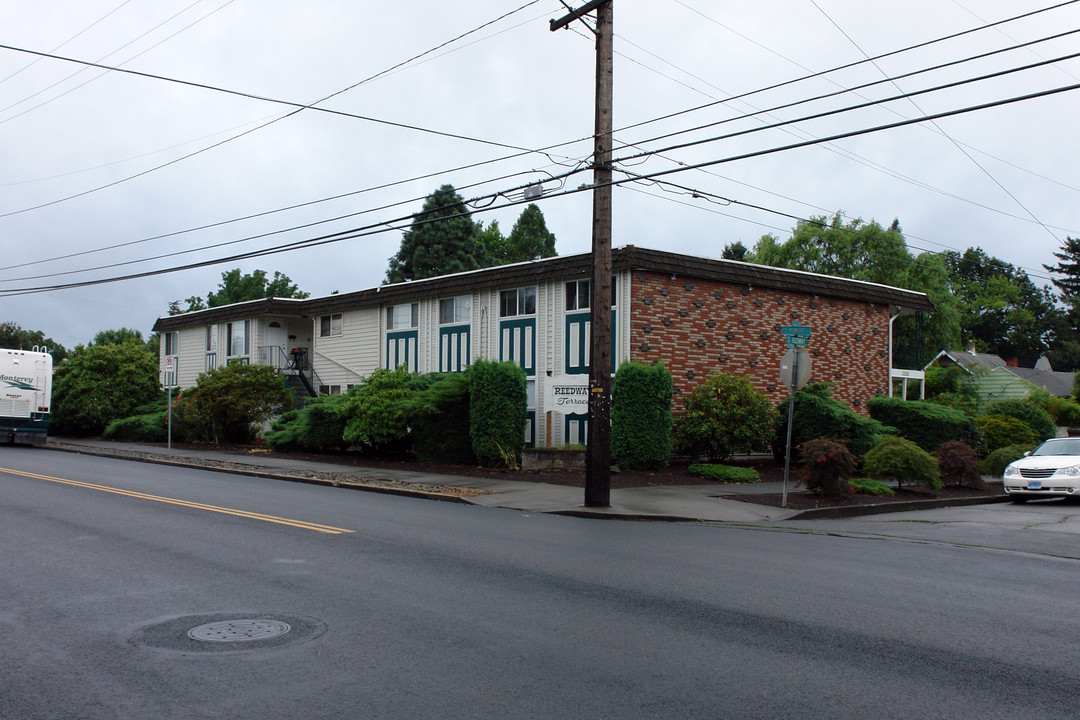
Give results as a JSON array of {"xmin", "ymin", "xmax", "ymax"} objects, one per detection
[{"xmin": 0, "ymin": 466, "xmax": 354, "ymax": 535}]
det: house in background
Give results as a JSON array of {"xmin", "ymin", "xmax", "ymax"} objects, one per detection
[
  {"xmin": 153, "ymin": 246, "xmax": 934, "ymax": 447},
  {"xmin": 925, "ymin": 349, "xmax": 1077, "ymax": 409}
]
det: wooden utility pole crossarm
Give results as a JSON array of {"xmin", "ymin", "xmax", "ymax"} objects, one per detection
[{"xmin": 551, "ymin": 1, "xmax": 613, "ymax": 508}]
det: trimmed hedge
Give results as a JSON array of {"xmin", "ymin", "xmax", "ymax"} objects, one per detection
[
  {"xmin": 866, "ymin": 396, "xmax": 973, "ymax": 452},
  {"xmin": 265, "ymin": 394, "xmax": 350, "ymax": 453},
  {"xmin": 862, "ymin": 435, "xmax": 941, "ymax": 490},
  {"xmin": 611, "ymin": 361, "xmax": 673, "ymax": 470},
  {"xmin": 984, "ymin": 399, "xmax": 1056, "ymax": 444},
  {"xmin": 103, "ymin": 411, "xmax": 168, "ymax": 442},
  {"xmin": 973, "ymin": 415, "xmax": 1037, "ymax": 455},
  {"xmin": 469, "ymin": 360, "xmax": 527, "ymax": 468},
  {"xmin": 848, "ymin": 477, "xmax": 895, "ymax": 496},
  {"xmin": 407, "ymin": 373, "xmax": 475, "ymax": 464},
  {"xmin": 982, "ymin": 443, "xmax": 1037, "ymax": 477},
  {"xmin": 776, "ymin": 383, "xmax": 890, "ymax": 459},
  {"xmin": 687, "ymin": 463, "xmax": 760, "ymax": 483}
]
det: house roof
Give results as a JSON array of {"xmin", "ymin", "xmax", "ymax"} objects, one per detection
[
  {"xmin": 928, "ymin": 349, "xmax": 1008, "ymax": 372},
  {"xmin": 153, "ymin": 245, "xmax": 935, "ymax": 332},
  {"xmin": 1007, "ymin": 366, "xmax": 1076, "ymax": 398}
]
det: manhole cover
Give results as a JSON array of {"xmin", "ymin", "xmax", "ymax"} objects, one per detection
[
  {"xmin": 187, "ymin": 619, "xmax": 292, "ymax": 643},
  {"xmin": 128, "ymin": 612, "xmax": 324, "ymax": 655}
]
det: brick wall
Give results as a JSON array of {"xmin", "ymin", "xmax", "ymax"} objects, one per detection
[{"xmin": 628, "ymin": 271, "xmax": 891, "ymax": 412}]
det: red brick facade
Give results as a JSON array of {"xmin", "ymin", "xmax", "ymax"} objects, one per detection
[{"xmin": 628, "ymin": 271, "xmax": 891, "ymax": 412}]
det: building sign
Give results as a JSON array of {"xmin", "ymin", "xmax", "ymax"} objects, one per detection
[{"xmin": 544, "ymin": 375, "xmax": 589, "ymax": 411}]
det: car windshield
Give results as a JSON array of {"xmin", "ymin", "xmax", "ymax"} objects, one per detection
[{"xmin": 1030, "ymin": 439, "xmax": 1080, "ymax": 456}]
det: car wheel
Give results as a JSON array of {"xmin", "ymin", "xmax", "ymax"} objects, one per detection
[{"xmin": 1009, "ymin": 495, "xmax": 1029, "ymax": 504}]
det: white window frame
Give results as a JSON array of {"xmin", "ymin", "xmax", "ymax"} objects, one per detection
[
  {"xmin": 386, "ymin": 303, "xmax": 419, "ymax": 330},
  {"xmin": 226, "ymin": 320, "xmax": 250, "ymax": 358},
  {"xmin": 439, "ymin": 296, "xmax": 472, "ymax": 325},
  {"xmin": 500, "ymin": 287, "xmax": 537, "ymax": 318},
  {"xmin": 320, "ymin": 313, "xmax": 343, "ymax": 338}
]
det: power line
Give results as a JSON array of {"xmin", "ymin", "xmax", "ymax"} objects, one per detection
[
  {"xmin": 3, "ymin": 78, "xmax": 1076, "ymax": 297},
  {"xmin": 0, "ymin": 0, "xmax": 559, "ymax": 219}
]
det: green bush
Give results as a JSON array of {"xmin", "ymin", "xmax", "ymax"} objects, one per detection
[
  {"xmin": 800, "ymin": 437, "xmax": 857, "ymax": 498},
  {"xmin": 982, "ymin": 443, "xmax": 1036, "ymax": 477},
  {"xmin": 973, "ymin": 415, "xmax": 1037, "ymax": 455},
  {"xmin": 103, "ymin": 412, "xmax": 168, "ymax": 442},
  {"xmin": 862, "ymin": 435, "xmax": 941, "ymax": 491},
  {"xmin": 674, "ymin": 371, "xmax": 773, "ymax": 463},
  {"xmin": 776, "ymin": 383, "xmax": 889, "ymax": 459},
  {"xmin": 1027, "ymin": 389, "xmax": 1080, "ymax": 428},
  {"xmin": 865, "ymin": 395, "xmax": 973, "ymax": 452},
  {"xmin": 342, "ymin": 367, "xmax": 416, "ymax": 453},
  {"xmin": 173, "ymin": 363, "xmax": 294, "ymax": 444},
  {"xmin": 265, "ymin": 394, "xmax": 349, "ymax": 452},
  {"xmin": 933, "ymin": 440, "xmax": 984, "ymax": 489},
  {"xmin": 51, "ymin": 341, "xmax": 160, "ymax": 436},
  {"xmin": 848, "ymin": 477, "xmax": 895, "ymax": 496},
  {"xmin": 984, "ymin": 399, "xmax": 1056, "ymax": 444},
  {"xmin": 405, "ymin": 373, "xmax": 475, "ymax": 464},
  {"xmin": 687, "ymin": 463, "xmax": 760, "ymax": 483},
  {"xmin": 611, "ymin": 361, "xmax": 673, "ymax": 470},
  {"xmin": 469, "ymin": 360, "xmax": 527, "ymax": 468},
  {"xmin": 923, "ymin": 364, "xmax": 980, "ymax": 417}
]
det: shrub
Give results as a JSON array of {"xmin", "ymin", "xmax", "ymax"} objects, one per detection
[
  {"xmin": 862, "ymin": 436, "xmax": 941, "ymax": 491},
  {"xmin": 611, "ymin": 361, "xmax": 674, "ymax": 470},
  {"xmin": 848, "ymin": 478, "xmax": 895, "ymax": 496},
  {"xmin": 675, "ymin": 371, "xmax": 773, "ymax": 463},
  {"xmin": 103, "ymin": 412, "xmax": 167, "ymax": 442},
  {"xmin": 469, "ymin": 360, "xmax": 527, "ymax": 468},
  {"xmin": 933, "ymin": 440, "xmax": 985, "ymax": 490},
  {"xmin": 173, "ymin": 363, "xmax": 294, "ymax": 444},
  {"xmin": 973, "ymin": 415, "xmax": 1037, "ymax": 455},
  {"xmin": 405, "ymin": 373, "xmax": 475, "ymax": 464},
  {"xmin": 687, "ymin": 463, "xmax": 760, "ymax": 483},
  {"xmin": 265, "ymin": 394, "xmax": 349, "ymax": 452},
  {"xmin": 865, "ymin": 395, "xmax": 973, "ymax": 452},
  {"xmin": 982, "ymin": 443, "xmax": 1036, "ymax": 477},
  {"xmin": 342, "ymin": 367, "xmax": 416, "ymax": 453},
  {"xmin": 1027, "ymin": 389, "xmax": 1080, "ymax": 428},
  {"xmin": 984, "ymin": 399, "xmax": 1056, "ymax": 444},
  {"xmin": 51, "ymin": 341, "xmax": 160, "ymax": 436},
  {"xmin": 924, "ymin": 364, "xmax": 980, "ymax": 416},
  {"xmin": 776, "ymin": 383, "xmax": 889, "ymax": 459},
  {"xmin": 800, "ymin": 437, "xmax": 857, "ymax": 498}
]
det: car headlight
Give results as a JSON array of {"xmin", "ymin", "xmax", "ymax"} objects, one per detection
[
  {"xmin": 1057, "ymin": 465, "xmax": 1080, "ymax": 477},
  {"xmin": 1004, "ymin": 465, "xmax": 1020, "ymax": 477}
]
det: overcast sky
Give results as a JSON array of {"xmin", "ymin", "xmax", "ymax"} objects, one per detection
[{"xmin": 1, "ymin": 0, "xmax": 1078, "ymax": 349}]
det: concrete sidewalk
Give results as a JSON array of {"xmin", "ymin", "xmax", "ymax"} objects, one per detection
[{"xmin": 42, "ymin": 438, "xmax": 800, "ymax": 523}]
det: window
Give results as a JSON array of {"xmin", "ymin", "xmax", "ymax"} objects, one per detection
[
  {"xmin": 227, "ymin": 320, "xmax": 250, "ymax": 357},
  {"xmin": 205, "ymin": 325, "xmax": 217, "ymax": 353},
  {"xmin": 566, "ymin": 280, "xmax": 589, "ymax": 311},
  {"xmin": 500, "ymin": 287, "xmax": 537, "ymax": 317},
  {"xmin": 439, "ymin": 296, "xmax": 471, "ymax": 325},
  {"xmin": 386, "ymin": 303, "xmax": 418, "ymax": 330},
  {"xmin": 320, "ymin": 313, "xmax": 342, "ymax": 337},
  {"xmin": 163, "ymin": 331, "xmax": 178, "ymax": 356},
  {"xmin": 318, "ymin": 385, "xmax": 342, "ymax": 395}
]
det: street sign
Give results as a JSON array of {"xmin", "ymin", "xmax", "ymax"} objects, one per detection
[
  {"xmin": 779, "ymin": 348, "xmax": 812, "ymax": 390},
  {"xmin": 780, "ymin": 322, "xmax": 811, "ymax": 348}
]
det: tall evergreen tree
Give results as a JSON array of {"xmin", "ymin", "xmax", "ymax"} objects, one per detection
[
  {"xmin": 386, "ymin": 185, "xmax": 486, "ymax": 283},
  {"xmin": 1044, "ymin": 236, "xmax": 1080, "ymax": 300},
  {"xmin": 505, "ymin": 204, "xmax": 557, "ymax": 262}
]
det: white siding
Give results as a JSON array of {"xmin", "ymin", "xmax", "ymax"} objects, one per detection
[{"xmin": 313, "ymin": 307, "xmax": 379, "ymax": 387}]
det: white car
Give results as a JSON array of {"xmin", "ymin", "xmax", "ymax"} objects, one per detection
[{"xmin": 1003, "ymin": 437, "xmax": 1080, "ymax": 503}]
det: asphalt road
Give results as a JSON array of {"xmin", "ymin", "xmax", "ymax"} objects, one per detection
[{"xmin": 2, "ymin": 446, "xmax": 1078, "ymax": 719}]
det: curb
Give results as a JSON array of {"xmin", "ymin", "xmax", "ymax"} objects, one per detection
[
  {"xmin": 43, "ymin": 443, "xmax": 473, "ymax": 505},
  {"xmin": 785, "ymin": 493, "xmax": 1010, "ymax": 520}
]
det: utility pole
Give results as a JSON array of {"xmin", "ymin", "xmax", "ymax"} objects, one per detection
[{"xmin": 551, "ymin": 0, "xmax": 613, "ymax": 508}]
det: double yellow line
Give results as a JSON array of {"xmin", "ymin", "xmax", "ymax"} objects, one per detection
[{"xmin": 0, "ymin": 466, "xmax": 354, "ymax": 535}]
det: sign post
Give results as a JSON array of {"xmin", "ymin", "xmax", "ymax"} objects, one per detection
[
  {"xmin": 164, "ymin": 356, "xmax": 177, "ymax": 454},
  {"xmin": 779, "ymin": 323, "xmax": 812, "ymax": 508}
]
